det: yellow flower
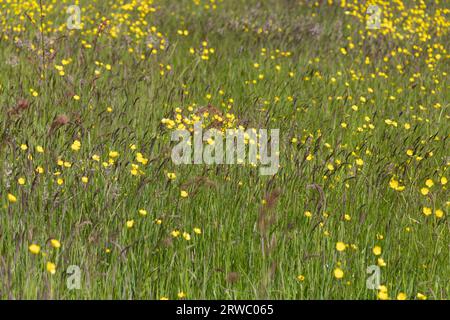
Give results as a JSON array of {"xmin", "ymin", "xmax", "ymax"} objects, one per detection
[
  {"xmin": 193, "ymin": 227, "xmax": 202, "ymax": 235},
  {"xmin": 46, "ymin": 262, "xmax": 56, "ymax": 274},
  {"xmin": 416, "ymin": 293, "xmax": 427, "ymax": 300},
  {"xmin": 73, "ymin": 95, "xmax": 80, "ymax": 100},
  {"xmin": 180, "ymin": 190, "xmax": 188, "ymax": 198},
  {"xmin": 81, "ymin": 176, "xmax": 89, "ymax": 184},
  {"xmin": 372, "ymin": 246, "xmax": 382, "ymax": 256},
  {"xmin": 126, "ymin": 220, "xmax": 135, "ymax": 229},
  {"xmin": 435, "ymin": 209, "xmax": 444, "ymax": 218},
  {"xmin": 167, "ymin": 172, "xmax": 176, "ymax": 180},
  {"xmin": 57, "ymin": 178, "xmax": 64, "ymax": 185},
  {"xmin": 389, "ymin": 178, "xmax": 399, "ymax": 189},
  {"xmin": 333, "ymin": 268, "xmax": 344, "ymax": 279},
  {"xmin": 425, "ymin": 179, "xmax": 434, "ymax": 188},
  {"xmin": 50, "ymin": 239, "xmax": 61, "ymax": 248},
  {"xmin": 171, "ymin": 230, "xmax": 180, "ymax": 238},
  {"xmin": 304, "ymin": 211, "xmax": 312, "ymax": 218},
  {"xmin": 18, "ymin": 177, "xmax": 26, "ymax": 185},
  {"xmin": 420, "ymin": 187, "xmax": 429, "ymax": 196},
  {"xmin": 20, "ymin": 144, "xmax": 28, "ymax": 151},
  {"xmin": 356, "ymin": 158, "xmax": 364, "ymax": 166},
  {"xmin": 378, "ymin": 290, "xmax": 389, "ymax": 300},
  {"xmin": 28, "ymin": 244, "xmax": 41, "ymax": 255},
  {"xmin": 397, "ymin": 292, "xmax": 407, "ymax": 300},
  {"xmin": 7, "ymin": 193, "xmax": 17, "ymax": 203},
  {"xmin": 377, "ymin": 258, "xmax": 386, "ymax": 267},
  {"xmin": 36, "ymin": 146, "xmax": 44, "ymax": 153},
  {"xmin": 422, "ymin": 207, "xmax": 432, "ymax": 216},
  {"xmin": 297, "ymin": 274, "xmax": 305, "ymax": 281},
  {"xmin": 136, "ymin": 155, "xmax": 148, "ymax": 165},
  {"xmin": 92, "ymin": 154, "xmax": 100, "ymax": 162},
  {"xmin": 109, "ymin": 151, "xmax": 119, "ymax": 158},
  {"xmin": 139, "ymin": 209, "xmax": 147, "ymax": 216},
  {"xmin": 182, "ymin": 232, "xmax": 191, "ymax": 241},
  {"xmin": 160, "ymin": 296, "xmax": 169, "ymax": 300},
  {"xmin": 336, "ymin": 242, "xmax": 346, "ymax": 252},
  {"xmin": 177, "ymin": 291, "xmax": 186, "ymax": 299},
  {"xmin": 71, "ymin": 140, "xmax": 81, "ymax": 151},
  {"xmin": 441, "ymin": 176, "xmax": 448, "ymax": 185}
]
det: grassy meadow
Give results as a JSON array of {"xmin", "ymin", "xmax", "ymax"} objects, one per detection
[{"xmin": 0, "ymin": 0, "xmax": 449, "ymax": 300}]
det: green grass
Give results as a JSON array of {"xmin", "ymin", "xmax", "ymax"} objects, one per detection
[{"xmin": 0, "ymin": 0, "xmax": 449, "ymax": 299}]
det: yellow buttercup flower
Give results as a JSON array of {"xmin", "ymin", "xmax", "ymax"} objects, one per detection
[
  {"xmin": 378, "ymin": 290, "xmax": 389, "ymax": 300},
  {"xmin": 417, "ymin": 293, "xmax": 427, "ymax": 300},
  {"xmin": 336, "ymin": 242, "xmax": 346, "ymax": 252},
  {"xmin": 46, "ymin": 262, "xmax": 57, "ymax": 274},
  {"xmin": 333, "ymin": 268, "xmax": 344, "ymax": 279},
  {"xmin": 372, "ymin": 246, "xmax": 382, "ymax": 256},
  {"xmin": 167, "ymin": 172, "xmax": 176, "ymax": 180},
  {"xmin": 397, "ymin": 292, "xmax": 407, "ymax": 300},
  {"xmin": 377, "ymin": 258, "xmax": 386, "ymax": 267},
  {"xmin": 50, "ymin": 239, "xmax": 61, "ymax": 249},
  {"xmin": 7, "ymin": 193, "xmax": 17, "ymax": 203},
  {"xmin": 182, "ymin": 232, "xmax": 191, "ymax": 241},
  {"xmin": 180, "ymin": 190, "xmax": 188, "ymax": 198},
  {"xmin": 126, "ymin": 220, "xmax": 135, "ymax": 229},
  {"xmin": 434, "ymin": 209, "xmax": 443, "ymax": 218},
  {"xmin": 71, "ymin": 140, "xmax": 81, "ymax": 151},
  {"xmin": 29, "ymin": 244, "xmax": 41, "ymax": 255},
  {"xmin": 109, "ymin": 151, "xmax": 119, "ymax": 158},
  {"xmin": 422, "ymin": 207, "xmax": 432, "ymax": 216}
]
